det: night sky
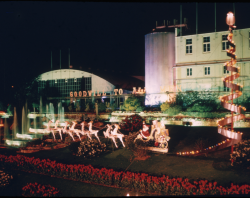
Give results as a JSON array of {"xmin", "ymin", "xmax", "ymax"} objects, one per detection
[{"xmin": 1, "ymin": 2, "xmax": 250, "ymax": 97}]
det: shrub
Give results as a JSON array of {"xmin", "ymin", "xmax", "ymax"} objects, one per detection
[
  {"xmin": 124, "ymin": 132, "xmax": 149, "ymax": 159},
  {"xmin": 186, "ymin": 103, "xmax": 213, "ymax": 112},
  {"xmin": 120, "ymin": 114, "xmax": 143, "ymax": 132},
  {"xmin": 122, "ymin": 97, "xmax": 142, "ymax": 111},
  {"xmin": 164, "ymin": 105, "xmax": 182, "ymax": 116},
  {"xmin": 136, "ymin": 106, "xmax": 145, "ymax": 112},
  {"xmin": 22, "ymin": 183, "xmax": 60, "ymax": 197},
  {"xmin": 230, "ymin": 139, "xmax": 250, "ymax": 167},
  {"xmin": 98, "ymin": 102, "xmax": 106, "ymax": 112},
  {"xmin": 0, "ymin": 170, "xmax": 13, "ymax": 187},
  {"xmin": 85, "ymin": 103, "xmax": 90, "ymax": 112},
  {"xmin": 194, "ymin": 138, "xmax": 210, "ymax": 156},
  {"xmin": 76, "ymin": 102, "xmax": 81, "ymax": 112},
  {"xmin": 160, "ymin": 101, "xmax": 170, "ymax": 112},
  {"xmin": 77, "ymin": 139, "xmax": 106, "ymax": 158}
]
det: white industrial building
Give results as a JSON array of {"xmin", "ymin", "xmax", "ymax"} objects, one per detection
[{"xmin": 145, "ymin": 25, "xmax": 250, "ymax": 105}]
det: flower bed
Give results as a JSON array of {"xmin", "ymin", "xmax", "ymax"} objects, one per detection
[
  {"xmin": 77, "ymin": 140, "xmax": 107, "ymax": 158},
  {"xmin": 230, "ymin": 139, "xmax": 250, "ymax": 167},
  {"xmin": 22, "ymin": 182, "xmax": 60, "ymax": 197},
  {"xmin": 0, "ymin": 154, "xmax": 250, "ymax": 195},
  {"xmin": 0, "ymin": 170, "xmax": 13, "ymax": 187}
]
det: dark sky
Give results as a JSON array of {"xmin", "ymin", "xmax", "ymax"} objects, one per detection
[{"xmin": 1, "ymin": 2, "xmax": 250, "ymax": 92}]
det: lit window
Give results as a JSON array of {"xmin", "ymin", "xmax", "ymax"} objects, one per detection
[
  {"xmin": 186, "ymin": 39, "xmax": 192, "ymax": 54},
  {"xmin": 74, "ymin": 78, "xmax": 77, "ymax": 82},
  {"xmin": 85, "ymin": 77, "xmax": 92, "ymax": 91},
  {"xmin": 222, "ymin": 35, "xmax": 229, "ymax": 51},
  {"xmin": 65, "ymin": 79, "xmax": 68, "ymax": 83},
  {"xmin": 55, "ymin": 79, "xmax": 57, "ymax": 83},
  {"xmin": 204, "ymin": 66, "xmax": 210, "ymax": 75},
  {"xmin": 203, "ymin": 36, "xmax": 210, "ymax": 52},
  {"xmin": 223, "ymin": 66, "xmax": 229, "ymax": 74},
  {"xmin": 224, "ymin": 85, "xmax": 229, "ymax": 92},
  {"xmin": 187, "ymin": 68, "xmax": 192, "ymax": 76}
]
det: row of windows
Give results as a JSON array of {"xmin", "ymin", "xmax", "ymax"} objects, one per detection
[
  {"xmin": 38, "ymin": 77, "xmax": 92, "ymax": 97},
  {"xmin": 186, "ymin": 35, "xmax": 232, "ymax": 54},
  {"xmin": 186, "ymin": 66, "xmax": 231, "ymax": 77}
]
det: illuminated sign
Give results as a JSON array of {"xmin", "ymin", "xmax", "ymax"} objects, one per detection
[{"xmin": 70, "ymin": 87, "xmax": 146, "ymax": 97}]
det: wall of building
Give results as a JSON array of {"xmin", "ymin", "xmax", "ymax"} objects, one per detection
[{"xmin": 174, "ymin": 28, "xmax": 250, "ymax": 99}]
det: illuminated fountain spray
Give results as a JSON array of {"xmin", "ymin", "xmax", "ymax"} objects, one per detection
[
  {"xmin": 49, "ymin": 103, "xmax": 55, "ymax": 122},
  {"xmin": 4, "ymin": 118, "xmax": 9, "ymax": 143},
  {"xmin": 217, "ymin": 12, "xmax": 246, "ymax": 162},
  {"xmin": 22, "ymin": 106, "xmax": 26, "ymax": 135},
  {"xmin": 13, "ymin": 107, "xmax": 18, "ymax": 141}
]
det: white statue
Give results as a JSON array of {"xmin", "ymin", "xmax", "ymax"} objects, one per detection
[
  {"xmin": 111, "ymin": 124, "xmax": 125, "ymax": 147},
  {"xmin": 50, "ymin": 120, "xmax": 62, "ymax": 140},
  {"xmin": 62, "ymin": 121, "xmax": 75, "ymax": 141},
  {"xmin": 103, "ymin": 124, "xmax": 118, "ymax": 148},
  {"xmin": 88, "ymin": 121, "xmax": 100, "ymax": 142}
]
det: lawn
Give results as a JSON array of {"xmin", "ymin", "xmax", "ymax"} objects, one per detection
[{"xmin": 1, "ymin": 125, "xmax": 250, "ymax": 196}]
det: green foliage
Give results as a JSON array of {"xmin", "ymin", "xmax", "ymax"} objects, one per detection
[
  {"xmin": 186, "ymin": 103, "xmax": 213, "ymax": 112},
  {"xmin": 164, "ymin": 105, "xmax": 182, "ymax": 116},
  {"xmin": 136, "ymin": 106, "xmax": 145, "ymax": 112},
  {"xmin": 98, "ymin": 102, "xmax": 106, "ymax": 112},
  {"xmin": 239, "ymin": 96, "xmax": 250, "ymax": 111},
  {"xmin": 110, "ymin": 103, "xmax": 117, "ymax": 111},
  {"xmin": 122, "ymin": 97, "xmax": 142, "ymax": 111},
  {"xmin": 85, "ymin": 103, "xmax": 90, "ymax": 112},
  {"xmin": 14, "ymin": 77, "xmax": 40, "ymax": 108},
  {"xmin": 76, "ymin": 102, "xmax": 81, "ymax": 112},
  {"xmin": 182, "ymin": 111, "xmax": 228, "ymax": 118},
  {"xmin": 32, "ymin": 103, "xmax": 39, "ymax": 111},
  {"xmin": 7, "ymin": 104, "xmax": 13, "ymax": 115},
  {"xmin": 68, "ymin": 103, "xmax": 73, "ymax": 112},
  {"xmin": 176, "ymin": 91, "xmax": 219, "ymax": 112},
  {"xmin": 160, "ymin": 101, "xmax": 170, "ymax": 112}
]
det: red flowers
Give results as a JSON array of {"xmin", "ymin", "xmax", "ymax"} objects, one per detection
[
  {"xmin": 1, "ymin": 154, "xmax": 250, "ymax": 196},
  {"xmin": 22, "ymin": 183, "xmax": 60, "ymax": 197}
]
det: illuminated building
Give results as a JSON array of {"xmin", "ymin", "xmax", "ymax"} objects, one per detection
[{"xmin": 145, "ymin": 23, "xmax": 250, "ymax": 105}]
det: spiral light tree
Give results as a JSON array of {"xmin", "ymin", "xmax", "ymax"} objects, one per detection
[{"xmin": 217, "ymin": 12, "xmax": 246, "ymax": 163}]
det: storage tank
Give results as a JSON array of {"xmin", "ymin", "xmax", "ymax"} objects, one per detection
[{"xmin": 145, "ymin": 28, "xmax": 175, "ymax": 105}]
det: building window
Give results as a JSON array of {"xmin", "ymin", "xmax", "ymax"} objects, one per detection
[
  {"xmin": 224, "ymin": 66, "xmax": 229, "ymax": 74},
  {"xmin": 186, "ymin": 39, "xmax": 192, "ymax": 54},
  {"xmin": 222, "ymin": 35, "xmax": 229, "ymax": 51},
  {"xmin": 204, "ymin": 66, "xmax": 210, "ymax": 75},
  {"xmin": 187, "ymin": 68, "xmax": 192, "ymax": 76},
  {"xmin": 203, "ymin": 36, "xmax": 210, "ymax": 52},
  {"xmin": 85, "ymin": 77, "xmax": 92, "ymax": 91},
  {"xmin": 224, "ymin": 85, "xmax": 229, "ymax": 92}
]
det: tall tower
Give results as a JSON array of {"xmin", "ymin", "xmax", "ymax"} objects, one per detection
[{"xmin": 145, "ymin": 24, "xmax": 175, "ymax": 105}]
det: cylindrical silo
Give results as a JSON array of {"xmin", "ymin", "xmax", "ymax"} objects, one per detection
[{"xmin": 145, "ymin": 29, "xmax": 175, "ymax": 105}]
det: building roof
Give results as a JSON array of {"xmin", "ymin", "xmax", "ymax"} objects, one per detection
[{"xmin": 38, "ymin": 69, "xmax": 144, "ymax": 91}]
